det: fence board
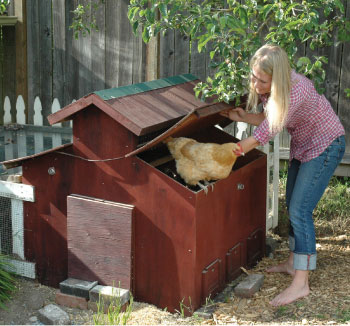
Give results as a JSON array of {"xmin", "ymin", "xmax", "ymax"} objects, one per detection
[
  {"xmin": 105, "ymin": 1, "xmax": 118, "ymax": 87},
  {"xmin": 174, "ymin": 31, "xmax": 190, "ymax": 75},
  {"xmin": 77, "ymin": 0, "xmax": 93, "ymax": 98},
  {"xmin": 132, "ymin": 28, "xmax": 146, "ymax": 84},
  {"xmin": 117, "ymin": 0, "xmax": 135, "ymax": 86},
  {"xmin": 1, "ymin": 26, "xmax": 16, "ymax": 124},
  {"xmin": 65, "ymin": 0, "xmax": 80, "ymax": 105},
  {"xmin": 320, "ymin": 14, "xmax": 343, "ymax": 113},
  {"xmin": 14, "ymin": 1, "xmax": 27, "ymax": 114},
  {"xmin": 160, "ymin": 30, "xmax": 175, "ymax": 77},
  {"xmin": 52, "ymin": 0, "xmax": 66, "ymax": 105},
  {"xmin": 91, "ymin": 1, "xmax": 106, "ymax": 92},
  {"xmin": 338, "ymin": 2, "xmax": 350, "ymax": 153},
  {"xmin": 26, "ymin": 0, "xmax": 40, "ymax": 124}
]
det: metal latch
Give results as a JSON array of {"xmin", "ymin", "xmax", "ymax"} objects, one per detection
[{"xmin": 237, "ymin": 183, "xmax": 245, "ymax": 190}]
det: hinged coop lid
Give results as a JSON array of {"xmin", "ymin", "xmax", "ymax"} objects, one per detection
[{"xmin": 125, "ymin": 100, "xmax": 234, "ymax": 157}]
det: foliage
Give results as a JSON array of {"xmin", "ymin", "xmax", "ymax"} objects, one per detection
[
  {"xmin": 345, "ymin": 88, "xmax": 350, "ymax": 98},
  {"xmin": 0, "ymin": 0, "xmax": 10, "ymax": 16},
  {"xmin": 314, "ymin": 176, "xmax": 350, "ymax": 222},
  {"xmin": 0, "ymin": 255, "xmax": 16, "ymax": 309},
  {"xmin": 70, "ymin": 0, "xmax": 105, "ymax": 39},
  {"xmin": 127, "ymin": 0, "xmax": 350, "ymax": 103}
]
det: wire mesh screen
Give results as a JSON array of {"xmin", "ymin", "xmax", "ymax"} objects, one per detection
[{"xmin": 0, "ymin": 193, "xmax": 36, "ymax": 278}]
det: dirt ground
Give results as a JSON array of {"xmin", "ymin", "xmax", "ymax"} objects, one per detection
[{"xmin": 1, "ymin": 232, "xmax": 350, "ymax": 325}]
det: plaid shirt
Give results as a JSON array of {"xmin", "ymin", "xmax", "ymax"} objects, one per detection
[{"xmin": 253, "ymin": 71, "xmax": 345, "ymax": 162}]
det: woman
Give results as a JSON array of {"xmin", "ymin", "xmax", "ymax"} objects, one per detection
[{"xmin": 221, "ymin": 44, "xmax": 345, "ymax": 307}]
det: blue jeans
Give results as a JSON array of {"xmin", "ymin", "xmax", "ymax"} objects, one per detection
[{"xmin": 286, "ymin": 136, "xmax": 345, "ymax": 270}]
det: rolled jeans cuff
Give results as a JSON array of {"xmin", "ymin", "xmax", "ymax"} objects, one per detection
[
  {"xmin": 293, "ymin": 253, "xmax": 317, "ymax": 270},
  {"xmin": 289, "ymin": 236, "xmax": 317, "ymax": 270}
]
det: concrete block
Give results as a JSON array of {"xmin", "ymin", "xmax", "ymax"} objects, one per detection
[
  {"xmin": 59, "ymin": 278, "xmax": 98, "ymax": 299},
  {"xmin": 55, "ymin": 291, "xmax": 88, "ymax": 310},
  {"xmin": 38, "ymin": 304, "xmax": 70, "ymax": 325},
  {"xmin": 194, "ymin": 304, "xmax": 217, "ymax": 319},
  {"xmin": 234, "ymin": 274, "xmax": 264, "ymax": 298},
  {"xmin": 265, "ymin": 237, "xmax": 279, "ymax": 257},
  {"xmin": 89, "ymin": 285, "xmax": 130, "ymax": 307}
]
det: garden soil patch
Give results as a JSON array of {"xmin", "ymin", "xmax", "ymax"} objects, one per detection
[{"xmin": 1, "ymin": 233, "xmax": 350, "ymax": 325}]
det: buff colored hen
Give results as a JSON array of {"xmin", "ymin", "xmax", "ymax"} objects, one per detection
[{"xmin": 164, "ymin": 136, "xmax": 240, "ymax": 193}]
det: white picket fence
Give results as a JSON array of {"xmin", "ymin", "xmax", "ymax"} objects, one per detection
[{"xmin": 1, "ymin": 95, "xmax": 73, "ymax": 174}]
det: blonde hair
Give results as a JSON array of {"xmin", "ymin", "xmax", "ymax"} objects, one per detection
[{"xmin": 247, "ymin": 44, "xmax": 291, "ymax": 132}]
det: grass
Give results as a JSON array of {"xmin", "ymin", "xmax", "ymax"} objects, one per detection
[
  {"xmin": 338, "ymin": 309, "xmax": 350, "ymax": 323},
  {"xmin": 0, "ymin": 255, "xmax": 16, "ymax": 309},
  {"xmin": 93, "ymin": 287, "xmax": 133, "ymax": 325}
]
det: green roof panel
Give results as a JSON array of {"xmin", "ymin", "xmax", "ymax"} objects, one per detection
[{"xmin": 94, "ymin": 74, "xmax": 198, "ymax": 101}]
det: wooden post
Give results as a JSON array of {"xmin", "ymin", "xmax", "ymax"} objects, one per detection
[{"xmin": 14, "ymin": 0, "xmax": 28, "ymax": 122}]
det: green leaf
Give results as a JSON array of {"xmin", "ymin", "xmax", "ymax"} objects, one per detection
[
  {"xmin": 227, "ymin": 16, "xmax": 241, "ymax": 29},
  {"xmin": 345, "ymin": 88, "xmax": 350, "ymax": 98},
  {"xmin": 128, "ymin": 6, "xmax": 139, "ymax": 21},
  {"xmin": 284, "ymin": 19, "xmax": 302, "ymax": 30},
  {"xmin": 238, "ymin": 7, "xmax": 248, "ymax": 27},
  {"xmin": 132, "ymin": 21, "xmax": 139, "ymax": 34},
  {"xmin": 219, "ymin": 16, "xmax": 227, "ymax": 29},
  {"xmin": 334, "ymin": 0, "xmax": 345, "ymax": 13},
  {"xmin": 158, "ymin": 3, "xmax": 167, "ymax": 17},
  {"xmin": 145, "ymin": 9, "xmax": 155, "ymax": 24},
  {"xmin": 262, "ymin": 4, "xmax": 273, "ymax": 20},
  {"xmin": 198, "ymin": 35, "xmax": 212, "ymax": 52},
  {"xmin": 297, "ymin": 57, "xmax": 311, "ymax": 67},
  {"xmin": 142, "ymin": 26, "xmax": 151, "ymax": 43}
]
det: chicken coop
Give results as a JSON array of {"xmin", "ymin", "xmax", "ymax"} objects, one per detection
[{"xmin": 2, "ymin": 74, "xmax": 267, "ymax": 313}]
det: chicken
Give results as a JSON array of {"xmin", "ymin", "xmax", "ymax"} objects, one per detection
[{"xmin": 164, "ymin": 136, "xmax": 240, "ymax": 193}]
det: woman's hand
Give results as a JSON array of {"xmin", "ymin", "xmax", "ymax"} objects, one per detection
[{"xmin": 220, "ymin": 107, "xmax": 247, "ymax": 122}]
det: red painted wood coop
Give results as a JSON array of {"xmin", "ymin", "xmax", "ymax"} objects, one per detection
[{"xmin": 3, "ymin": 74, "xmax": 267, "ymax": 313}]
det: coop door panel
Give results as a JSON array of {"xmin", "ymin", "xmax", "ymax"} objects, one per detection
[
  {"xmin": 201, "ymin": 259, "xmax": 222, "ymax": 304},
  {"xmin": 67, "ymin": 194, "xmax": 134, "ymax": 290},
  {"xmin": 226, "ymin": 242, "xmax": 243, "ymax": 282},
  {"xmin": 246, "ymin": 228, "xmax": 264, "ymax": 268}
]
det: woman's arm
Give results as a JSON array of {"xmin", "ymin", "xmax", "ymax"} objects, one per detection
[
  {"xmin": 239, "ymin": 136, "xmax": 261, "ymax": 154},
  {"xmin": 220, "ymin": 108, "xmax": 265, "ymax": 126}
]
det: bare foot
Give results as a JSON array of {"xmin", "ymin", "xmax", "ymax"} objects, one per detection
[
  {"xmin": 269, "ymin": 270, "xmax": 310, "ymax": 307},
  {"xmin": 266, "ymin": 261, "xmax": 295, "ymax": 277},
  {"xmin": 266, "ymin": 252, "xmax": 295, "ymax": 276}
]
